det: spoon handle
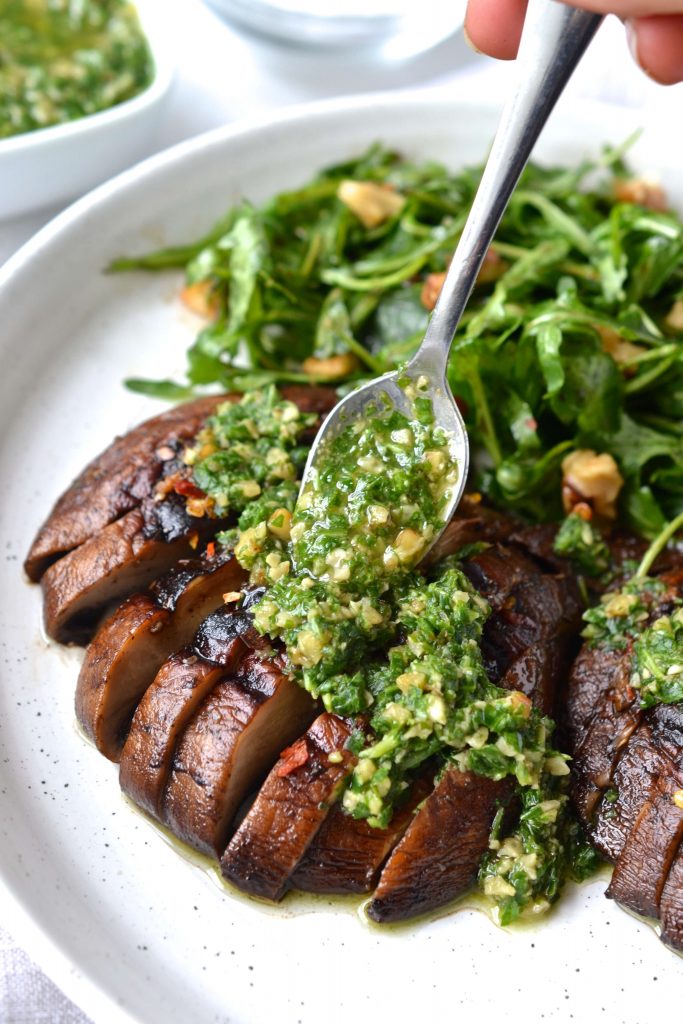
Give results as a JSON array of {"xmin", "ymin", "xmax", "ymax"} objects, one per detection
[{"xmin": 410, "ymin": 0, "xmax": 603, "ymax": 383}]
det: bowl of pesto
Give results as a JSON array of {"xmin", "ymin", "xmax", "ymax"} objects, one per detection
[{"xmin": 0, "ymin": 0, "xmax": 174, "ymax": 219}]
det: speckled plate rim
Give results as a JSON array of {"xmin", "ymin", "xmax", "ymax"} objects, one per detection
[{"xmin": 1, "ymin": 88, "xmax": 683, "ymax": 1024}]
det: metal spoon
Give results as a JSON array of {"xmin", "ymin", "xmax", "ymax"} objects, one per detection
[{"xmin": 299, "ymin": 0, "xmax": 603, "ymax": 537}]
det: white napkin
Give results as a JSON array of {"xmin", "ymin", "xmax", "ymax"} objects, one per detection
[{"xmin": 0, "ymin": 925, "xmax": 91, "ymax": 1024}]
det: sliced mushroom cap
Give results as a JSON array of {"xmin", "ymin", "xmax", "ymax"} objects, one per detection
[
  {"xmin": 607, "ymin": 764, "xmax": 683, "ymax": 919},
  {"xmin": 365, "ymin": 769, "xmax": 513, "ymax": 924},
  {"xmin": 25, "ymin": 396, "xmax": 226, "ymax": 582},
  {"xmin": 588, "ymin": 720, "xmax": 655, "ymax": 861},
  {"xmin": 220, "ymin": 713, "xmax": 357, "ymax": 901},
  {"xmin": 291, "ymin": 773, "xmax": 432, "ymax": 896},
  {"xmin": 660, "ymin": 843, "xmax": 683, "ymax": 949},
  {"xmin": 76, "ymin": 554, "xmax": 247, "ymax": 760},
  {"xmin": 41, "ymin": 506, "xmax": 217, "ymax": 644},
  {"xmin": 119, "ymin": 652, "xmax": 232, "ymax": 818},
  {"xmin": 76, "ymin": 593, "xmax": 172, "ymax": 761},
  {"xmin": 162, "ymin": 655, "xmax": 316, "ymax": 857}
]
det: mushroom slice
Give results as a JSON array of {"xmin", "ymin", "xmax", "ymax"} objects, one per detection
[
  {"xmin": 365, "ymin": 768, "xmax": 513, "ymax": 924},
  {"xmin": 291, "ymin": 774, "xmax": 432, "ymax": 896},
  {"xmin": 607, "ymin": 764, "xmax": 683, "ymax": 920},
  {"xmin": 570, "ymin": 695, "xmax": 643, "ymax": 825},
  {"xmin": 660, "ymin": 841, "xmax": 683, "ymax": 950},
  {"xmin": 25, "ymin": 395, "xmax": 225, "ymax": 582},
  {"xmin": 161, "ymin": 654, "xmax": 316, "ymax": 857},
  {"xmin": 220, "ymin": 713, "xmax": 357, "ymax": 901},
  {"xmin": 76, "ymin": 554, "xmax": 247, "ymax": 761},
  {"xmin": 120, "ymin": 654, "xmax": 230, "ymax": 817},
  {"xmin": 588, "ymin": 719, "xmax": 662, "ymax": 861},
  {"xmin": 41, "ymin": 503, "xmax": 221, "ymax": 643},
  {"xmin": 565, "ymin": 645, "xmax": 628, "ymax": 755}
]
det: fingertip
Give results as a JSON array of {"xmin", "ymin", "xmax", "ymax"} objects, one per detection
[
  {"xmin": 464, "ymin": 0, "xmax": 527, "ymax": 61},
  {"xmin": 462, "ymin": 23, "xmax": 483, "ymax": 56},
  {"xmin": 628, "ymin": 15, "xmax": 683, "ymax": 85}
]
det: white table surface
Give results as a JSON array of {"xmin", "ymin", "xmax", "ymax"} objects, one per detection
[{"xmin": 1, "ymin": 2, "xmax": 680, "ymax": 1020}]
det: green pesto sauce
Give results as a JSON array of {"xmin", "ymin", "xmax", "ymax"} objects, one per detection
[
  {"xmin": 553, "ymin": 511, "xmax": 610, "ymax": 577},
  {"xmin": 209, "ymin": 385, "xmax": 593, "ymax": 922},
  {"xmin": 188, "ymin": 386, "xmax": 315, "ymax": 528},
  {"xmin": 242, "ymin": 379, "xmax": 459, "ymax": 700},
  {"xmin": 630, "ymin": 607, "xmax": 683, "ymax": 708},
  {"xmin": 0, "ymin": 0, "xmax": 154, "ymax": 140},
  {"xmin": 581, "ymin": 575, "xmax": 669, "ymax": 650}
]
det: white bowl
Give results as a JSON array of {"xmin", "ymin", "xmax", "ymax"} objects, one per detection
[
  {"xmin": 0, "ymin": 0, "xmax": 174, "ymax": 220},
  {"xmin": 1, "ymin": 92, "xmax": 683, "ymax": 1024}
]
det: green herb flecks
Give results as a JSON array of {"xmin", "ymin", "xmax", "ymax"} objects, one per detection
[
  {"xmin": 630, "ymin": 609, "xmax": 683, "ymax": 708},
  {"xmin": 217, "ymin": 384, "xmax": 584, "ymax": 921},
  {"xmin": 186, "ymin": 386, "xmax": 315, "ymax": 525},
  {"xmin": 243, "ymin": 380, "xmax": 459, "ymax": 702},
  {"xmin": 581, "ymin": 511, "xmax": 683, "ymax": 649},
  {"xmin": 479, "ymin": 786, "xmax": 601, "ymax": 925},
  {"xmin": 553, "ymin": 511, "xmax": 611, "ymax": 576}
]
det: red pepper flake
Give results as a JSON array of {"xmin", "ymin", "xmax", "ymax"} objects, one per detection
[
  {"xmin": 525, "ymin": 417, "xmax": 538, "ymax": 432},
  {"xmin": 174, "ymin": 478, "xmax": 206, "ymax": 500},
  {"xmin": 206, "ymin": 541, "xmax": 216, "ymax": 559},
  {"xmin": 276, "ymin": 738, "xmax": 309, "ymax": 777}
]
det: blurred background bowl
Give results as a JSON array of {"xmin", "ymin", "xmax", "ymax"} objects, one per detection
[
  {"xmin": 203, "ymin": 0, "xmax": 465, "ymax": 56},
  {"xmin": 0, "ymin": 0, "xmax": 175, "ymax": 221}
]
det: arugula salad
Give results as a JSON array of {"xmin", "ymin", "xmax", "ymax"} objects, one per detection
[{"xmin": 116, "ymin": 141, "xmax": 683, "ymax": 542}]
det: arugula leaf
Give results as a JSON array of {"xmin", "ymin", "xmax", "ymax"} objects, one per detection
[{"xmin": 535, "ymin": 322, "xmax": 565, "ymax": 397}]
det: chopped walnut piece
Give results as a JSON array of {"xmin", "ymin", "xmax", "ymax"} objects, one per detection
[
  {"xmin": 420, "ymin": 271, "xmax": 447, "ymax": 311},
  {"xmin": 596, "ymin": 324, "xmax": 646, "ymax": 368},
  {"xmin": 180, "ymin": 280, "xmax": 221, "ymax": 319},
  {"xmin": 185, "ymin": 496, "xmax": 214, "ymax": 518},
  {"xmin": 509, "ymin": 690, "xmax": 532, "ymax": 717},
  {"xmin": 420, "ymin": 249, "xmax": 507, "ymax": 312},
  {"xmin": 337, "ymin": 180, "xmax": 405, "ymax": 229},
  {"xmin": 301, "ymin": 353, "xmax": 359, "ymax": 380},
  {"xmin": 267, "ymin": 507, "xmax": 292, "ymax": 541},
  {"xmin": 614, "ymin": 177, "xmax": 667, "ymax": 212},
  {"xmin": 477, "ymin": 247, "xmax": 508, "ymax": 284},
  {"xmin": 561, "ymin": 449, "xmax": 624, "ymax": 521},
  {"xmin": 666, "ymin": 300, "xmax": 683, "ymax": 332}
]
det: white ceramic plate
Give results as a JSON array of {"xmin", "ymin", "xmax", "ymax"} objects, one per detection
[
  {"xmin": 2, "ymin": 92, "xmax": 683, "ymax": 1024},
  {"xmin": 0, "ymin": 0, "xmax": 174, "ymax": 220}
]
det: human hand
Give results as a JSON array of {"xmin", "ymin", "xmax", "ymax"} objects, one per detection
[{"xmin": 464, "ymin": 0, "xmax": 683, "ymax": 84}]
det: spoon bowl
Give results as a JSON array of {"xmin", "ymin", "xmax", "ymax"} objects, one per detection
[{"xmin": 299, "ymin": 366, "xmax": 470, "ymax": 535}]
